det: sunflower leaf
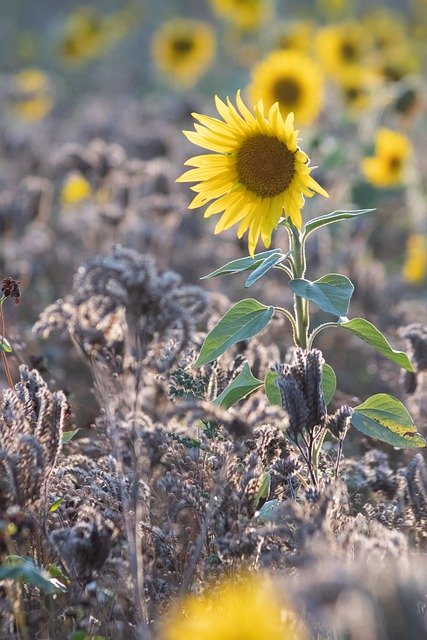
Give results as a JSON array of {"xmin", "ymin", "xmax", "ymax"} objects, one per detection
[
  {"xmin": 289, "ymin": 274, "xmax": 354, "ymax": 317},
  {"xmin": 195, "ymin": 299, "xmax": 274, "ymax": 367},
  {"xmin": 244, "ymin": 252, "xmax": 286, "ymax": 288},
  {"xmin": 264, "ymin": 370, "xmax": 282, "ymax": 406},
  {"xmin": 201, "ymin": 249, "xmax": 283, "ymax": 280},
  {"xmin": 322, "ymin": 363, "xmax": 336, "ymax": 406},
  {"xmin": 338, "ymin": 318, "xmax": 414, "ymax": 372},
  {"xmin": 213, "ymin": 362, "xmax": 263, "ymax": 409},
  {"xmin": 351, "ymin": 394, "xmax": 426, "ymax": 448},
  {"xmin": 304, "ymin": 209, "xmax": 375, "ymax": 238}
]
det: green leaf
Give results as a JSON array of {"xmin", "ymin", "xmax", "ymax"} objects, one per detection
[
  {"xmin": 61, "ymin": 429, "xmax": 80, "ymax": 444},
  {"xmin": 49, "ymin": 497, "xmax": 64, "ymax": 512},
  {"xmin": 351, "ymin": 394, "xmax": 426, "ymax": 448},
  {"xmin": 195, "ymin": 299, "xmax": 274, "ymax": 367},
  {"xmin": 245, "ymin": 252, "xmax": 285, "ymax": 288},
  {"xmin": 253, "ymin": 472, "xmax": 271, "ymax": 509},
  {"xmin": 264, "ymin": 370, "xmax": 282, "ymax": 406},
  {"xmin": 304, "ymin": 209, "xmax": 375, "ymax": 238},
  {"xmin": 289, "ymin": 274, "xmax": 354, "ymax": 317},
  {"xmin": 254, "ymin": 498, "xmax": 279, "ymax": 522},
  {"xmin": 213, "ymin": 362, "xmax": 263, "ymax": 409},
  {"xmin": 0, "ymin": 558, "xmax": 66, "ymax": 593},
  {"xmin": 0, "ymin": 335, "xmax": 12, "ymax": 353},
  {"xmin": 201, "ymin": 249, "xmax": 283, "ymax": 279},
  {"xmin": 322, "ymin": 363, "xmax": 336, "ymax": 405},
  {"xmin": 339, "ymin": 318, "xmax": 414, "ymax": 372}
]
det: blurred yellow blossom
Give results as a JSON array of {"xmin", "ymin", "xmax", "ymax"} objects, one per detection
[
  {"xmin": 403, "ymin": 234, "xmax": 427, "ymax": 284},
  {"xmin": 362, "ymin": 129, "xmax": 412, "ymax": 188},
  {"xmin": 315, "ymin": 22, "xmax": 367, "ymax": 83},
  {"xmin": 151, "ymin": 19, "xmax": 215, "ymax": 87},
  {"xmin": 248, "ymin": 50, "xmax": 323, "ymax": 125},
  {"xmin": 12, "ymin": 69, "xmax": 53, "ymax": 121},
  {"xmin": 275, "ymin": 20, "xmax": 315, "ymax": 54},
  {"xmin": 209, "ymin": 0, "xmax": 271, "ymax": 31},
  {"xmin": 160, "ymin": 573, "xmax": 306, "ymax": 640},
  {"xmin": 61, "ymin": 173, "xmax": 92, "ymax": 205}
]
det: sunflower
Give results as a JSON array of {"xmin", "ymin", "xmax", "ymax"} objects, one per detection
[
  {"xmin": 361, "ymin": 8, "xmax": 407, "ymax": 54},
  {"xmin": 403, "ymin": 234, "xmax": 427, "ymax": 284},
  {"xmin": 160, "ymin": 573, "xmax": 306, "ymax": 640},
  {"xmin": 275, "ymin": 20, "xmax": 315, "ymax": 53},
  {"xmin": 12, "ymin": 69, "xmax": 53, "ymax": 121},
  {"xmin": 209, "ymin": 0, "xmax": 271, "ymax": 31},
  {"xmin": 151, "ymin": 19, "xmax": 215, "ymax": 87},
  {"xmin": 177, "ymin": 91, "xmax": 328, "ymax": 256},
  {"xmin": 61, "ymin": 173, "xmax": 92, "ymax": 205},
  {"xmin": 362, "ymin": 129, "xmax": 412, "ymax": 188},
  {"xmin": 247, "ymin": 51, "xmax": 323, "ymax": 126},
  {"xmin": 315, "ymin": 22, "xmax": 367, "ymax": 82}
]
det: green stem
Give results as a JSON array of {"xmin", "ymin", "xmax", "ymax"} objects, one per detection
[
  {"xmin": 288, "ymin": 224, "xmax": 309, "ymax": 349},
  {"xmin": 275, "ymin": 306, "xmax": 298, "ymax": 343},
  {"xmin": 307, "ymin": 322, "xmax": 339, "ymax": 349}
]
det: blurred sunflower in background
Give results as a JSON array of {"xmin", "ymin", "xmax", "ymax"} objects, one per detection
[
  {"xmin": 362, "ymin": 129, "xmax": 412, "ymax": 188},
  {"xmin": 209, "ymin": 0, "xmax": 271, "ymax": 31},
  {"xmin": 315, "ymin": 22, "xmax": 367, "ymax": 83},
  {"xmin": 247, "ymin": 51, "xmax": 323, "ymax": 126},
  {"xmin": 275, "ymin": 20, "xmax": 314, "ymax": 54},
  {"xmin": 160, "ymin": 573, "xmax": 306, "ymax": 640},
  {"xmin": 11, "ymin": 68, "xmax": 53, "ymax": 121},
  {"xmin": 177, "ymin": 91, "xmax": 328, "ymax": 255},
  {"xmin": 61, "ymin": 173, "xmax": 93, "ymax": 206},
  {"xmin": 151, "ymin": 19, "xmax": 215, "ymax": 88},
  {"xmin": 403, "ymin": 234, "xmax": 427, "ymax": 284},
  {"xmin": 59, "ymin": 5, "xmax": 134, "ymax": 65}
]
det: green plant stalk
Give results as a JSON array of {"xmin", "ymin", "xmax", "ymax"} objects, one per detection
[{"xmin": 288, "ymin": 224, "xmax": 309, "ymax": 348}]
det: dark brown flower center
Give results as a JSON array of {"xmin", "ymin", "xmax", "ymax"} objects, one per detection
[
  {"xmin": 236, "ymin": 134, "xmax": 295, "ymax": 197},
  {"xmin": 273, "ymin": 78, "xmax": 301, "ymax": 107},
  {"xmin": 389, "ymin": 156, "xmax": 402, "ymax": 171},
  {"xmin": 172, "ymin": 38, "xmax": 194, "ymax": 54},
  {"xmin": 341, "ymin": 41, "xmax": 357, "ymax": 61}
]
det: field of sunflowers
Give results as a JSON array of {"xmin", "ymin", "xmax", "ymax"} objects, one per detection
[{"xmin": 0, "ymin": 1, "xmax": 426, "ymax": 639}]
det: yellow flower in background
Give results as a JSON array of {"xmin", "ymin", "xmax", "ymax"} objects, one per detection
[
  {"xmin": 361, "ymin": 8, "xmax": 407, "ymax": 54},
  {"xmin": 275, "ymin": 20, "xmax": 315, "ymax": 53},
  {"xmin": 209, "ymin": 0, "xmax": 271, "ymax": 31},
  {"xmin": 177, "ymin": 91, "xmax": 328, "ymax": 256},
  {"xmin": 59, "ymin": 6, "xmax": 135, "ymax": 65},
  {"xmin": 315, "ymin": 22, "xmax": 367, "ymax": 82},
  {"xmin": 247, "ymin": 50, "xmax": 323, "ymax": 126},
  {"xmin": 375, "ymin": 43, "xmax": 419, "ymax": 84},
  {"xmin": 12, "ymin": 69, "xmax": 53, "ymax": 121},
  {"xmin": 403, "ymin": 234, "xmax": 427, "ymax": 284},
  {"xmin": 316, "ymin": 0, "xmax": 349, "ymax": 17},
  {"xmin": 362, "ymin": 129, "xmax": 412, "ymax": 188},
  {"xmin": 61, "ymin": 173, "xmax": 92, "ymax": 205},
  {"xmin": 160, "ymin": 573, "xmax": 306, "ymax": 640},
  {"xmin": 151, "ymin": 19, "xmax": 215, "ymax": 87}
]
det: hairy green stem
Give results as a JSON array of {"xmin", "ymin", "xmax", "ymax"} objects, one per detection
[{"xmin": 288, "ymin": 224, "xmax": 309, "ymax": 348}]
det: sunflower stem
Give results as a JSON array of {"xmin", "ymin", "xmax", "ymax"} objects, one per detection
[{"xmin": 288, "ymin": 223, "xmax": 309, "ymax": 349}]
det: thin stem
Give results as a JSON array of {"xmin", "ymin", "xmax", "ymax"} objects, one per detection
[
  {"xmin": 274, "ymin": 306, "xmax": 297, "ymax": 337},
  {"xmin": 275, "ymin": 264, "xmax": 293, "ymax": 278},
  {"xmin": 307, "ymin": 322, "xmax": 339, "ymax": 349},
  {"xmin": 288, "ymin": 224, "xmax": 309, "ymax": 348}
]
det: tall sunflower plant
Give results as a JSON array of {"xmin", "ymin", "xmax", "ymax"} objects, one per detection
[{"xmin": 177, "ymin": 91, "xmax": 425, "ymax": 484}]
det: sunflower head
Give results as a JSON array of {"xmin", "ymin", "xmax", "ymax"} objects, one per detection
[
  {"xmin": 151, "ymin": 19, "xmax": 215, "ymax": 87},
  {"xmin": 12, "ymin": 69, "xmax": 53, "ymax": 121},
  {"xmin": 248, "ymin": 50, "xmax": 323, "ymax": 126},
  {"xmin": 362, "ymin": 128, "xmax": 412, "ymax": 188},
  {"xmin": 160, "ymin": 573, "xmax": 306, "ymax": 640},
  {"xmin": 177, "ymin": 91, "xmax": 328, "ymax": 256},
  {"xmin": 315, "ymin": 22, "xmax": 367, "ymax": 82},
  {"xmin": 209, "ymin": 0, "xmax": 271, "ymax": 31}
]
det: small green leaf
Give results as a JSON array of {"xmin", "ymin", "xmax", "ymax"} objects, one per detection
[
  {"xmin": 253, "ymin": 472, "xmax": 271, "ymax": 509},
  {"xmin": 49, "ymin": 497, "xmax": 64, "ymax": 512},
  {"xmin": 304, "ymin": 209, "xmax": 375, "ymax": 238},
  {"xmin": 0, "ymin": 335, "xmax": 12, "ymax": 353},
  {"xmin": 245, "ymin": 252, "xmax": 286, "ymax": 288},
  {"xmin": 289, "ymin": 274, "xmax": 354, "ymax": 317},
  {"xmin": 254, "ymin": 498, "xmax": 279, "ymax": 522},
  {"xmin": 264, "ymin": 370, "xmax": 282, "ymax": 406},
  {"xmin": 322, "ymin": 363, "xmax": 336, "ymax": 406},
  {"xmin": 351, "ymin": 394, "xmax": 426, "ymax": 448},
  {"xmin": 339, "ymin": 318, "xmax": 414, "ymax": 372},
  {"xmin": 61, "ymin": 429, "xmax": 80, "ymax": 444},
  {"xmin": 213, "ymin": 362, "xmax": 263, "ymax": 409},
  {"xmin": 202, "ymin": 249, "xmax": 283, "ymax": 279},
  {"xmin": 195, "ymin": 299, "xmax": 274, "ymax": 367}
]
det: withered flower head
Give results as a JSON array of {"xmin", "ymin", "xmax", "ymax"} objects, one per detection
[{"xmin": 2, "ymin": 277, "xmax": 21, "ymax": 304}]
